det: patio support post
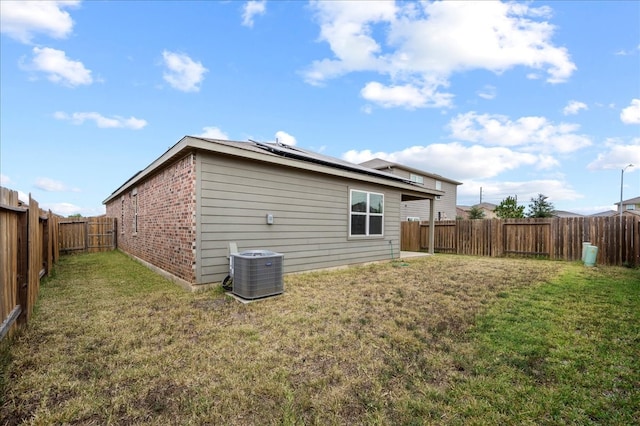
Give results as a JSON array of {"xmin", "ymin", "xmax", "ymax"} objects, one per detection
[{"xmin": 428, "ymin": 198, "xmax": 435, "ymax": 255}]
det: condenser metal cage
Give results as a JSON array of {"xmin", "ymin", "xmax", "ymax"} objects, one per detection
[{"xmin": 231, "ymin": 250, "xmax": 284, "ymax": 300}]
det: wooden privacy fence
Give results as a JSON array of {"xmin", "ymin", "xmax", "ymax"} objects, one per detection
[
  {"xmin": 58, "ymin": 216, "xmax": 116, "ymax": 254},
  {"xmin": 1, "ymin": 187, "xmax": 60, "ymax": 341},
  {"xmin": 401, "ymin": 216, "xmax": 640, "ymax": 267}
]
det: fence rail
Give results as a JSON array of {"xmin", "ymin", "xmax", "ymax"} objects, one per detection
[
  {"xmin": 1, "ymin": 187, "xmax": 59, "ymax": 340},
  {"xmin": 401, "ymin": 216, "xmax": 640, "ymax": 267}
]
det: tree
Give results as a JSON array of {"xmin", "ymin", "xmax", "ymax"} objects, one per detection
[
  {"xmin": 527, "ymin": 193, "xmax": 555, "ymax": 218},
  {"xmin": 494, "ymin": 196, "xmax": 525, "ymax": 218},
  {"xmin": 468, "ymin": 205, "xmax": 486, "ymax": 219}
]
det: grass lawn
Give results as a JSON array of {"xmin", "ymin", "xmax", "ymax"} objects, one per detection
[{"xmin": 1, "ymin": 251, "xmax": 638, "ymax": 425}]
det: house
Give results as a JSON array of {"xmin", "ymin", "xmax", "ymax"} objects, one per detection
[
  {"xmin": 103, "ymin": 137, "xmax": 443, "ymax": 290},
  {"xmin": 456, "ymin": 203, "xmax": 498, "ymax": 219},
  {"xmin": 456, "ymin": 206, "xmax": 470, "ymax": 219},
  {"xmin": 615, "ymin": 196, "xmax": 640, "ymax": 217},
  {"xmin": 551, "ymin": 210, "xmax": 584, "ymax": 218},
  {"xmin": 590, "ymin": 210, "xmax": 620, "ymax": 217},
  {"xmin": 358, "ymin": 158, "xmax": 461, "ymax": 221}
]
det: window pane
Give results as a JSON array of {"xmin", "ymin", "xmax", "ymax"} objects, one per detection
[
  {"xmin": 369, "ymin": 194, "xmax": 383, "ymax": 214},
  {"xmin": 351, "ymin": 215, "xmax": 366, "ymax": 235},
  {"xmin": 351, "ymin": 191, "xmax": 367, "ymax": 213},
  {"xmin": 369, "ymin": 216, "xmax": 383, "ymax": 235}
]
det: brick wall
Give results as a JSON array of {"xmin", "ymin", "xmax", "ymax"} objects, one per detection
[{"xmin": 106, "ymin": 153, "xmax": 197, "ymax": 283}]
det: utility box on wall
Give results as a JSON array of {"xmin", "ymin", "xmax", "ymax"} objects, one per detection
[{"xmin": 231, "ymin": 250, "xmax": 284, "ymax": 299}]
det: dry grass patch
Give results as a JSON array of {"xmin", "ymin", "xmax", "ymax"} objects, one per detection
[{"xmin": 3, "ymin": 251, "xmax": 634, "ymax": 424}]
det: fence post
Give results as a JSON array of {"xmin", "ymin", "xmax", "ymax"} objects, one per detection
[{"xmin": 16, "ymin": 204, "xmax": 28, "ymax": 326}]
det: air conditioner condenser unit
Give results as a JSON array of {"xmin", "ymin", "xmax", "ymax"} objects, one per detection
[{"xmin": 231, "ymin": 250, "xmax": 284, "ymax": 300}]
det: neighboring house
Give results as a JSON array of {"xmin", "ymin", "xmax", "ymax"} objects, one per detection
[
  {"xmin": 590, "ymin": 210, "xmax": 619, "ymax": 217},
  {"xmin": 552, "ymin": 210, "xmax": 584, "ymax": 218},
  {"xmin": 615, "ymin": 196, "xmax": 640, "ymax": 216},
  {"xmin": 359, "ymin": 158, "xmax": 461, "ymax": 221},
  {"xmin": 456, "ymin": 203, "xmax": 498, "ymax": 219},
  {"xmin": 456, "ymin": 206, "xmax": 470, "ymax": 219},
  {"xmin": 103, "ymin": 137, "xmax": 443, "ymax": 290}
]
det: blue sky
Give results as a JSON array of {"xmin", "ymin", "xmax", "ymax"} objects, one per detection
[{"xmin": 1, "ymin": 0, "xmax": 639, "ymax": 216}]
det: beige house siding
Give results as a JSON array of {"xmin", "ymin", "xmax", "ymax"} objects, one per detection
[
  {"xmin": 401, "ymin": 181, "xmax": 457, "ymax": 221},
  {"xmin": 391, "ymin": 168, "xmax": 457, "ymax": 221},
  {"xmin": 196, "ymin": 153, "xmax": 401, "ymax": 284},
  {"xmin": 359, "ymin": 160, "xmax": 460, "ymax": 221}
]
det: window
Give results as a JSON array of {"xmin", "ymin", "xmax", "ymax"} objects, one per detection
[
  {"xmin": 350, "ymin": 189, "xmax": 384, "ymax": 237},
  {"xmin": 626, "ymin": 204, "xmax": 636, "ymax": 211},
  {"xmin": 435, "ymin": 180, "xmax": 442, "ymax": 191},
  {"xmin": 410, "ymin": 174, "xmax": 424, "ymax": 184},
  {"xmin": 132, "ymin": 188, "xmax": 138, "ymax": 234}
]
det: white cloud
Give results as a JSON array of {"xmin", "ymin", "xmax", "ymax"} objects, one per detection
[
  {"xmin": 477, "ymin": 85, "xmax": 497, "ymax": 100},
  {"xmin": 614, "ymin": 45, "xmax": 640, "ymax": 56},
  {"xmin": 35, "ymin": 177, "xmax": 67, "ymax": 192},
  {"xmin": 28, "ymin": 47, "xmax": 93, "ymax": 87},
  {"xmin": 457, "ymin": 178, "xmax": 583, "ymax": 205},
  {"xmin": 196, "ymin": 126, "xmax": 229, "ymax": 139},
  {"xmin": 305, "ymin": 0, "xmax": 395, "ymax": 83},
  {"xmin": 620, "ymin": 99, "xmax": 640, "ymax": 124},
  {"xmin": 162, "ymin": 50, "xmax": 208, "ymax": 92},
  {"xmin": 0, "ymin": 0, "xmax": 79, "ymax": 44},
  {"xmin": 43, "ymin": 202, "xmax": 80, "ymax": 216},
  {"xmin": 242, "ymin": 1, "xmax": 266, "ymax": 28},
  {"xmin": 361, "ymin": 80, "xmax": 453, "ymax": 109},
  {"xmin": 40, "ymin": 202, "xmax": 104, "ymax": 217},
  {"xmin": 343, "ymin": 142, "xmax": 547, "ymax": 181},
  {"xmin": 448, "ymin": 112, "xmax": 592, "ymax": 153},
  {"xmin": 275, "ymin": 130, "xmax": 297, "ymax": 146},
  {"xmin": 587, "ymin": 138, "xmax": 640, "ymax": 170},
  {"xmin": 54, "ymin": 111, "xmax": 147, "ymax": 129},
  {"xmin": 1, "ymin": 174, "xmax": 11, "ymax": 185},
  {"xmin": 563, "ymin": 100, "xmax": 588, "ymax": 116},
  {"xmin": 304, "ymin": 1, "xmax": 575, "ymax": 109}
]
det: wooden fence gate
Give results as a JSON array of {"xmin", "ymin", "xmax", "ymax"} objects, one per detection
[{"xmin": 59, "ymin": 217, "xmax": 116, "ymax": 254}]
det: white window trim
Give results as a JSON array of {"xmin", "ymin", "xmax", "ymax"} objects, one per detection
[{"xmin": 349, "ymin": 189, "xmax": 384, "ymax": 238}]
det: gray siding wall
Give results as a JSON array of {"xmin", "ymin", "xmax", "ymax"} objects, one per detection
[{"xmin": 196, "ymin": 154, "xmax": 401, "ymax": 284}]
